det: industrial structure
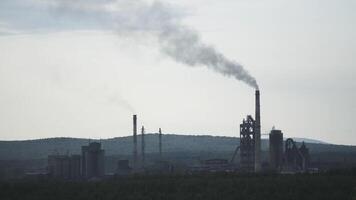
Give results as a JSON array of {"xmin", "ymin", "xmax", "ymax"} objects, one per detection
[
  {"xmin": 254, "ymin": 90, "xmax": 261, "ymax": 172},
  {"xmin": 284, "ymin": 138, "xmax": 310, "ymax": 171},
  {"xmin": 141, "ymin": 126, "xmax": 145, "ymax": 168},
  {"xmin": 48, "ymin": 154, "xmax": 81, "ymax": 180},
  {"xmin": 239, "ymin": 115, "xmax": 256, "ymax": 171},
  {"xmin": 133, "ymin": 115, "xmax": 138, "ymax": 170},
  {"xmin": 190, "ymin": 159, "xmax": 233, "ymax": 173},
  {"xmin": 239, "ymin": 90, "xmax": 261, "ymax": 172},
  {"xmin": 48, "ymin": 142, "xmax": 105, "ymax": 180},
  {"xmin": 269, "ymin": 128, "xmax": 284, "ymax": 171},
  {"xmin": 159, "ymin": 128, "xmax": 162, "ymax": 159},
  {"xmin": 45, "ymin": 89, "xmax": 314, "ymax": 178},
  {"xmin": 81, "ymin": 142, "xmax": 105, "ymax": 179}
]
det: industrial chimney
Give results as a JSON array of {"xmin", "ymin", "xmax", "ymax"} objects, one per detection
[
  {"xmin": 254, "ymin": 90, "xmax": 261, "ymax": 172},
  {"xmin": 159, "ymin": 128, "xmax": 162, "ymax": 159},
  {"xmin": 133, "ymin": 115, "xmax": 138, "ymax": 170},
  {"xmin": 141, "ymin": 126, "xmax": 145, "ymax": 168}
]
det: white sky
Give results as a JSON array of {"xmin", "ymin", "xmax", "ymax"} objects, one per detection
[{"xmin": 0, "ymin": 0, "xmax": 355, "ymax": 144}]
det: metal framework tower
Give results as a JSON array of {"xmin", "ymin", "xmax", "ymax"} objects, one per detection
[
  {"xmin": 284, "ymin": 138, "xmax": 309, "ymax": 171},
  {"xmin": 240, "ymin": 115, "xmax": 255, "ymax": 172}
]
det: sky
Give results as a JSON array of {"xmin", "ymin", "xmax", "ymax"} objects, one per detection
[{"xmin": 0, "ymin": 0, "xmax": 355, "ymax": 145}]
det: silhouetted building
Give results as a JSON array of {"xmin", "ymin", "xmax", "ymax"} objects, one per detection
[
  {"xmin": 239, "ymin": 90, "xmax": 261, "ymax": 173},
  {"xmin": 240, "ymin": 115, "xmax": 256, "ymax": 172},
  {"xmin": 81, "ymin": 142, "xmax": 105, "ymax": 179},
  {"xmin": 190, "ymin": 159, "xmax": 235, "ymax": 173},
  {"xmin": 284, "ymin": 138, "xmax": 310, "ymax": 172},
  {"xmin": 48, "ymin": 154, "xmax": 81, "ymax": 180},
  {"xmin": 299, "ymin": 141, "xmax": 310, "ymax": 169},
  {"xmin": 254, "ymin": 90, "xmax": 261, "ymax": 172},
  {"xmin": 269, "ymin": 128, "xmax": 283, "ymax": 171},
  {"xmin": 70, "ymin": 155, "xmax": 81, "ymax": 179}
]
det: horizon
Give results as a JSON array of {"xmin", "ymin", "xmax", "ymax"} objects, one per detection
[{"xmin": 0, "ymin": 132, "xmax": 332, "ymax": 146}]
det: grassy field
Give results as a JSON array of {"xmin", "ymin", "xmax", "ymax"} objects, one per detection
[{"xmin": 0, "ymin": 171, "xmax": 355, "ymax": 200}]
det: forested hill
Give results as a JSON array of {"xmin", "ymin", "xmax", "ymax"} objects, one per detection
[{"xmin": 0, "ymin": 134, "xmax": 355, "ymax": 160}]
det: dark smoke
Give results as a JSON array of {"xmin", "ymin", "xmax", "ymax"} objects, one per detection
[
  {"xmin": 1, "ymin": 0, "xmax": 259, "ymax": 89},
  {"xmin": 107, "ymin": 0, "xmax": 259, "ymax": 88},
  {"xmin": 159, "ymin": 25, "xmax": 258, "ymax": 88}
]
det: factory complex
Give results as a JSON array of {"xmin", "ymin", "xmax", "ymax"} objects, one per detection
[{"xmin": 47, "ymin": 90, "xmax": 310, "ymax": 180}]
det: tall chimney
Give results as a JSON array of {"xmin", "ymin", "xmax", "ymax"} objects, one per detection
[
  {"xmin": 141, "ymin": 126, "xmax": 145, "ymax": 168},
  {"xmin": 133, "ymin": 115, "xmax": 137, "ymax": 170},
  {"xmin": 159, "ymin": 128, "xmax": 162, "ymax": 159},
  {"xmin": 255, "ymin": 90, "xmax": 261, "ymax": 172}
]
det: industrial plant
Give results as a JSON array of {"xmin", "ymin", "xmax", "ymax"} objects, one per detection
[
  {"xmin": 48, "ymin": 142, "xmax": 105, "ymax": 180},
  {"xmin": 45, "ymin": 89, "xmax": 313, "ymax": 180}
]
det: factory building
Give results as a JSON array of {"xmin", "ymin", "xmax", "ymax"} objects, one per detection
[
  {"xmin": 269, "ymin": 128, "xmax": 284, "ymax": 171},
  {"xmin": 284, "ymin": 138, "xmax": 310, "ymax": 172},
  {"xmin": 48, "ymin": 154, "xmax": 81, "ymax": 180},
  {"xmin": 81, "ymin": 142, "xmax": 105, "ymax": 179},
  {"xmin": 240, "ymin": 115, "xmax": 256, "ymax": 172},
  {"xmin": 239, "ymin": 90, "xmax": 261, "ymax": 172},
  {"xmin": 299, "ymin": 142, "xmax": 310, "ymax": 168}
]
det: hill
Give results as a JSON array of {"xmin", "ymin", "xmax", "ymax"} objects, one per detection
[{"xmin": 0, "ymin": 134, "xmax": 355, "ymax": 160}]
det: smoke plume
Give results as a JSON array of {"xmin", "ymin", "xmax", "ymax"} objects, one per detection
[
  {"xmin": 159, "ymin": 25, "xmax": 258, "ymax": 88},
  {"xmin": 108, "ymin": 0, "xmax": 259, "ymax": 88},
  {"xmin": 1, "ymin": 0, "xmax": 258, "ymax": 89}
]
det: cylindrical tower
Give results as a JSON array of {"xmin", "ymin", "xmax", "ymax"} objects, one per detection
[
  {"xmin": 254, "ymin": 90, "xmax": 261, "ymax": 172},
  {"xmin": 159, "ymin": 128, "xmax": 162, "ymax": 159},
  {"xmin": 133, "ymin": 115, "xmax": 137, "ymax": 170},
  {"xmin": 141, "ymin": 126, "xmax": 145, "ymax": 168},
  {"xmin": 269, "ymin": 128, "xmax": 283, "ymax": 171}
]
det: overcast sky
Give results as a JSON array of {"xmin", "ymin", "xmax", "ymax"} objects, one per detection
[{"xmin": 0, "ymin": 0, "xmax": 355, "ymax": 145}]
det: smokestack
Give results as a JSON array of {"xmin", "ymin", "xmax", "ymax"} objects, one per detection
[
  {"xmin": 255, "ymin": 90, "xmax": 261, "ymax": 172},
  {"xmin": 141, "ymin": 126, "xmax": 145, "ymax": 168},
  {"xmin": 133, "ymin": 115, "xmax": 137, "ymax": 170},
  {"xmin": 159, "ymin": 128, "xmax": 162, "ymax": 159}
]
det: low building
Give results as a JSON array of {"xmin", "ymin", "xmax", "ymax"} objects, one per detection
[{"xmin": 190, "ymin": 159, "xmax": 234, "ymax": 173}]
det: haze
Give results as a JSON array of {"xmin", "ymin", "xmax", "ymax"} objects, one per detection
[{"xmin": 0, "ymin": 0, "xmax": 355, "ymax": 145}]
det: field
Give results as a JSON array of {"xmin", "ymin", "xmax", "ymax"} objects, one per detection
[{"xmin": 1, "ymin": 170, "xmax": 356, "ymax": 200}]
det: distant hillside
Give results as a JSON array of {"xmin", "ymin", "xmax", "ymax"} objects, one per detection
[
  {"xmin": 0, "ymin": 134, "xmax": 355, "ymax": 160},
  {"xmin": 292, "ymin": 137, "xmax": 327, "ymax": 144}
]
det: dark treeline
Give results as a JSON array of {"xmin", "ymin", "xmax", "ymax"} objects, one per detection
[{"xmin": 1, "ymin": 170, "xmax": 356, "ymax": 200}]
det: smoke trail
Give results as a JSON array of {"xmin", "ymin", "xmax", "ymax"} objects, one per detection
[
  {"xmin": 107, "ymin": 92, "xmax": 136, "ymax": 114},
  {"xmin": 108, "ymin": 0, "xmax": 259, "ymax": 88},
  {"xmin": 159, "ymin": 25, "xmax": 258, "ymax": 89},
  {"xmin": 1, "ymin": 0, "xmax": 258, "ymax": 89}
]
